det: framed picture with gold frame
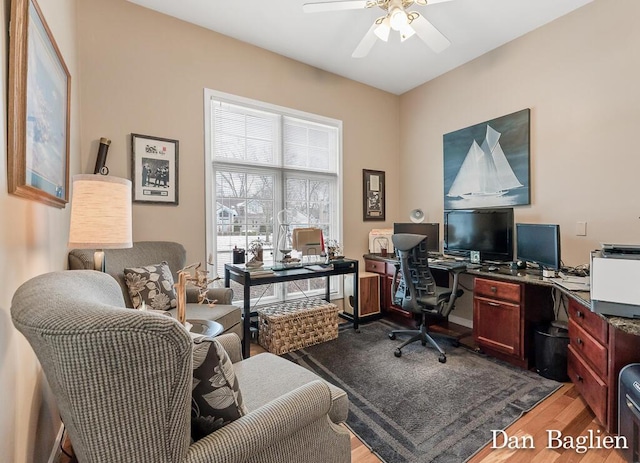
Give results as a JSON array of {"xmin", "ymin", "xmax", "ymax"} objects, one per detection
[
  {"xmin": 7, "ymin": 0, "xmax": 71, "ymax": 208},
  {"xmin": 363, "ymin": 169, "xmax": 385, "ymax": 221}
]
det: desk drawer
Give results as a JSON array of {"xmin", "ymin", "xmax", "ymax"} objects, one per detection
[
  {"xmin": 474, "ymin": 278, "xmax": 521, "ymax": 304},
  {"xmin": 364, "ymin": 259, "xmax": 385, "ymax": 274},
  {"xmin": 568, "ymin": 318, "xmax": 607, "ymax": 379},
  {"xmin": 568, "ymin": 298, "xmax": 608, "ymax": 345},
  {"xmin": 568, "ymin": 345, "xmax": 607, "ymax": 425}
]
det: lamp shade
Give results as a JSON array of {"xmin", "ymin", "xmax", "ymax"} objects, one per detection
[{"xmin": 68, "ymin": 174, "xmax": 133, "ymax": 249}]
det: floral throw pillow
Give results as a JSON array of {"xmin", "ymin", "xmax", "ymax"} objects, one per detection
[
  {"xmin": 124, "ymin": 261, "xmax": 177, "ymax": 311},
  {"xmin": 191, "ymin": 336, "xmax": 247, "ymax": 441}
]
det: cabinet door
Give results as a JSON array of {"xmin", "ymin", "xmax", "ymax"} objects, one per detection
[
  {"xmin": 474, "ymin": 297, "xmax": 521, "ymax": 356},
  {"xmin": 359, "ymin": 274, "xmax": 380, "ymax": 316}
]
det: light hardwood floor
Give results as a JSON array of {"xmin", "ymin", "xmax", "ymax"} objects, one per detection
[
  {"xmin": 58, "ymin": 341, "xmax": 627, "ymax": 463},
  {"xmin": 347, "ymin": 382, "xmax": 626, "ymax": 463}
]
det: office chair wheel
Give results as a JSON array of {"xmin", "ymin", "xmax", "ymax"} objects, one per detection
[
  {"xmin": 438, "ymin": 354, "xmax": 447, "ymax": 363},
  {"xmin": 394, "ymin": 348, "xmax": 402, "ymax": 358},
  {"xmin": 421, "ymin": 340, "xmax": 427, "ymax": 346},
  {"xmin": 388, "ymin": 333, "xmax": 396, "ymax": 340}
]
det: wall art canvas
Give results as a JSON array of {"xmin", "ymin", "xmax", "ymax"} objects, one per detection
[
  {"xmin": 443, "ymin": 109, "xmax": 530, "ymax": 210},
  {"xmin": 7, "ymin": 0, "xmax": 71, "ymax": 208}
]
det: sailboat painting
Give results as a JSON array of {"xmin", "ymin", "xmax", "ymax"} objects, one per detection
[{"xmin": 443, "ymin": 109, "xmax": 530, "ymax": 209}]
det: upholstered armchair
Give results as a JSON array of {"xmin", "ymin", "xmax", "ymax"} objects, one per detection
[
  {"xmin": 68, "ymin": 241, "xmax": 242, "ymax": 339},
  {"xmin": 11, "ymin": 270, "xmax": 351, "ymax": 463}
]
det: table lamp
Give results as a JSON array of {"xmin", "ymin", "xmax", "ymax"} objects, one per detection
[{"xmin": 68, "ymin": 174, "xmax": 133, "ymax": 271}]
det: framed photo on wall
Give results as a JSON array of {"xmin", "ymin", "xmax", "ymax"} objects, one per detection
[
  {"xmin": 131, "ymin": 133, "xmax": 179, "ymax": 205},
  {"xmin": 363, "ymin": 169, "xmax": 385, "ymax": 221},
  {"xmin": 7, "ymin": 0, "xmax": 71, "ymax": 208}
]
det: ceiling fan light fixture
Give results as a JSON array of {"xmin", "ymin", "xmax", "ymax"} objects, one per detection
[
  {"xmin": 389, "ymin": 7, "xmax": 408, "ymax": 31},
  {"xmin": 374, "ymin": 17, "xmax": 391, "ymax": 41}
]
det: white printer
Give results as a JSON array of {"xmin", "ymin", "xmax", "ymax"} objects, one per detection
[{"xmin": 590, "ymin": 244, "xmax": 640, "ymax": 318}]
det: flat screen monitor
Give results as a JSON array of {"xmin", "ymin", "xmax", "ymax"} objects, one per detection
[
  {"xmin": 443, "ymin": 208, "xmax": 514, "ymax": 262},
  {"xmin": 516, "ymin": 223, "xmax": 561, "ymax": 270},
  {"xmin": 393, "ymin": 223, "xmax": 440, "ymax": 254}
]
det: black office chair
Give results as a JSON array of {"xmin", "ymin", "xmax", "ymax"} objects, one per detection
[{"xmin": 388, "ymin": 233, "xmax": 464, "ymax": 363}]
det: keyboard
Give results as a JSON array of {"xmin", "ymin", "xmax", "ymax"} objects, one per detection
[{"xmin": 433, "ymin": 260, "xmax": 468, "ymax": 270}]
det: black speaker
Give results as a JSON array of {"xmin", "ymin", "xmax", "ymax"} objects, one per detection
[{"xmin": 93, "ymin": 138, "xmax": 111, "ymax": 175}]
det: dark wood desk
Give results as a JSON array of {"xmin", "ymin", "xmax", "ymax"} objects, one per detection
[
  {"xmin": 364, "ymin": 253, "xmax": 640, "ymax": 432},
  {"xmin": 225, "ymin": 259, "xmax": 359, "ymax": 358}
]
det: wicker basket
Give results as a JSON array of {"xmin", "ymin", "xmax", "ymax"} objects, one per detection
[{"xmin": 257, "ymin": 298, "xmax": 339, "ymax": 355}]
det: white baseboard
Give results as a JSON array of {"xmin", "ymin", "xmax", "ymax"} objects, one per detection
[
  {"xmin": 449, "ymin": 314, "xmax": 472, "ymax": 329},
  {"xmin": 47, "ymin": 424, "xmax": 64, "ymax": 463}
]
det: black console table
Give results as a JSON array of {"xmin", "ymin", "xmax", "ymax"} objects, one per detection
[{"xmin": 224, "ymin": 259, "xmax": 359, "ymax": 357}]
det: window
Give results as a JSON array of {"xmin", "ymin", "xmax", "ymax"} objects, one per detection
[{"xmin": 204, "ymin": 89, "xmax": 342, "ymax": 305}]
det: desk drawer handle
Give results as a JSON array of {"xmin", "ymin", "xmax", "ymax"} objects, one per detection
[
  {"xmin": 487, "ymin": 302, "xmax": 501, "ymax": 307},
  {"xmin": 576, "ymin": 374, "xmax": 583, "ymax": 382},
  {"xmin": 576, "ymin": 337, "xmax": 583, "ymax": 345},
  {"xmin": 576, "ymin": 310, "xmax": 584, "ymax": 318},
  {"xmin": 490, "ymin": 286, "xmax": 497, "ymax": 293}
]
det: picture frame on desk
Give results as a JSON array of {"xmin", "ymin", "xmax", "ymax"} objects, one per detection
[{"xmin": 363, "ymin": 169, "xmax": 385, "ymax": 221}]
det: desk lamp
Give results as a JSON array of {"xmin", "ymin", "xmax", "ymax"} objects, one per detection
[{"xmin": 68, "ymin": 174, "xmax": 133, "ymax": 271}]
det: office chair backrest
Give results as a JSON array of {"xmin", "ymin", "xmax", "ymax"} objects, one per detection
[{"xmin": 391, "ymin": 234, "xmax": 436, "ymax": 313}]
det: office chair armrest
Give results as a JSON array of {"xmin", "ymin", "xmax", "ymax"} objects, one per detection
[{"xmin": 441, "ymin": 269, "xmax": 464, "ymax": 318}]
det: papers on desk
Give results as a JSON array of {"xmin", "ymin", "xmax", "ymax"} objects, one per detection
[
  {"xmin": 305, "ymin": 264, "xmax": 333, "ymax": 272},
  {"xmin": 549, "ymin": 276, "xmax": 590, "ymax": 292},
  {"xmin": 247, "ymin": 268, "xmax": 275, "ymax": 277}
]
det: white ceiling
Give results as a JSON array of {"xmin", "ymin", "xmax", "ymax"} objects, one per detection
[{"xmin": 127, "ymin": 0, "xmax": 593, "ymax": 95}]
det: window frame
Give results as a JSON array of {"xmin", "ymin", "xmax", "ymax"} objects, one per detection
[{"xmin": 204, "ymin": 88, "xmax": 344, "ymax": 305}]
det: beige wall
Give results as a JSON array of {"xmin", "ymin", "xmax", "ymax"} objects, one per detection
[
  {"xmin": 400, "ymin": 0, "xmax": 640, "ymax": 322},
  {"xmin": 5, "ymin": 0, "xmax": 639, "ymax": 457},
  {"xmin": 76, "ymin": 0, "xmax": 401, "ymax": 265},
  {"xmin": 0, "ymin": 0, "xmax": 80, "ymax": 461}
]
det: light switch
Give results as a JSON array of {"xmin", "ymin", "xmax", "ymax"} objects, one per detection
[{"xmin": 576, "ymin": 221, "xmax": 587, "ymax": 236}]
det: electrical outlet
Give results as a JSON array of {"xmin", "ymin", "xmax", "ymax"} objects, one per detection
[{"xmin": 576, "ymin": 221, "xmax": 587, "ymax": 236}]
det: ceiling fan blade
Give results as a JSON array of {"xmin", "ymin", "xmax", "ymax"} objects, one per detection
[
  {"xmin": 415, "ymin": 0, "xmax": 454, "ymax": 5},
  {"xmin": 303, "ymin": 1, "xmax": 369, "ymax": 13},
  {"xmin": 409, "ymin": 12, "xmax": 450, "ymax": 53},
  {"xmin": 352, "ymin": 22, "xmax": 378, "ymax": 58}
]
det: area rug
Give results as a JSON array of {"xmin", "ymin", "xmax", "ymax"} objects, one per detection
[{"xmin": 283, "ymin": 319, "xmax": 562, "ymax": 463}]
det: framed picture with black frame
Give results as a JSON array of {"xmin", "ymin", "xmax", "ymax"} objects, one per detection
[
  {"xmin": 7, "ymin": 0, "xmax": 71, "ymax": 208},
  {"xmin": 363, "ymin": 169, "xmax": 385, "ymax": 221},
  {"xmin": 131, "ymin": 133, "xmax": 179, "ymax": 205}
]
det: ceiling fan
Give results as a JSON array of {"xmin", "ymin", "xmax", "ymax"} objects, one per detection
[{"xmin": 303, "ymin": 0, "xmax": 453, "ymax": 58}]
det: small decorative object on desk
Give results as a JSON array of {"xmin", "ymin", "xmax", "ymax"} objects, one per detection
[
  {"xmin": 174, "ymin": 262, "xmax": 221, "ymax": 326},
  {"xmin": 247, "ymin": 238, "xmax": 265, "ymax": 268},
  {"xmin": 373, "ymin": 236, "xmax": 389, "ymax": 257},
  {"xmin": 326, "ymin": 239, "xmax": 344, "ymax": 260}
]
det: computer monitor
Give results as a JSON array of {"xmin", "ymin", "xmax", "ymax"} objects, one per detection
[
  {"xmin": 516, "ymin": 223, "xmax": 561, "ymax": 270},
  {"xmin": 443, "ymin": 208, "xmax": 514, "ymax": 262},
  {"xmin": 393, "ymin": 222, "xmax": 440, "ymax": 254}
]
